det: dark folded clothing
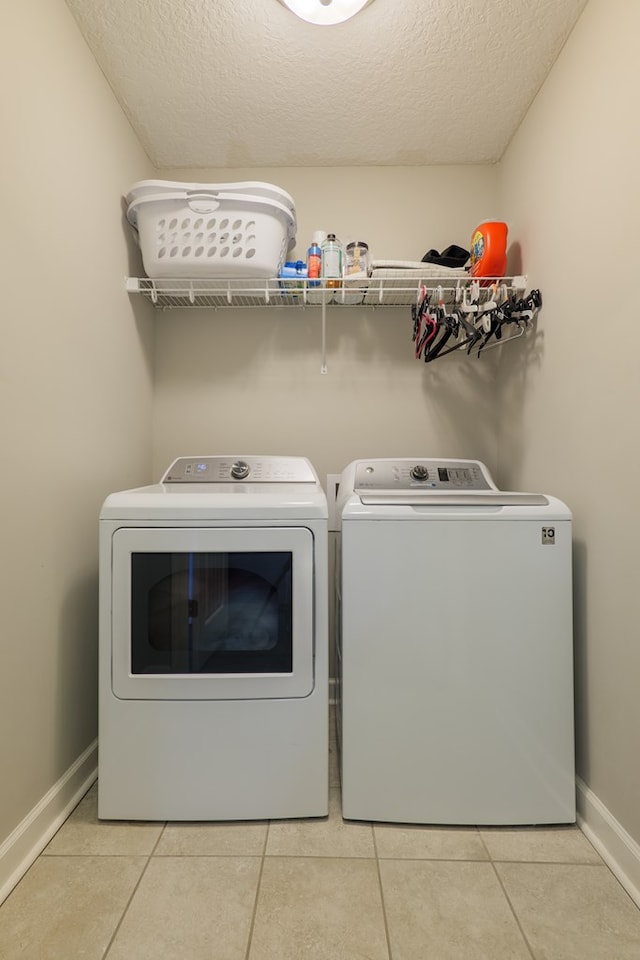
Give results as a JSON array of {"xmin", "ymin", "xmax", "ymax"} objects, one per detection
[{"xmin": 421, "ymin": 244, "xmax": 470, "ymax": 268}]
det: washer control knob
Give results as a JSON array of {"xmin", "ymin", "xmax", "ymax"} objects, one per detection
[
  {"xmin": 410, "ymin": 465, "xmax": 429, "ymax": 482},
  {"xmin": 230, "ymin": 460, "xmax": 250, "ymax": 480}
]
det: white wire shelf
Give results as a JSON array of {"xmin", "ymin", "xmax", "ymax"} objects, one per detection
[{"xmin": 125, "ymin": 275, "xmax": 528, "ymax": 309}]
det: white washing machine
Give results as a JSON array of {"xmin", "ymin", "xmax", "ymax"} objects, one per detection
[
  {"xmin": 336, "ymin": 458, "xmax": 575, "ymax": 825},
  {"xmin": 99, "ymin": 455, "xmax": 328, "ymax": 821}
]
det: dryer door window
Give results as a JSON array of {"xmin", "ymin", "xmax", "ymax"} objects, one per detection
[
  {"xmin": 131, "ymin": 551, "xmax": 293, "ymax": 675},
  {"xmin": 111, "ymin": 527, "xmax": 314, "ymax": 700}
]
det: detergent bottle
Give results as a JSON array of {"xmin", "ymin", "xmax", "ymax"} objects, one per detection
[{"xmin": 469, "ymin": 221, "xmax": 508, "ymax": 281}]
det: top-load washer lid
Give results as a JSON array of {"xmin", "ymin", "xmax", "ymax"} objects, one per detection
[
  {"xmin": 350, "ymin": 458, "xmax": 549, "ymax": 506},
  {"xmin": 162, "ymin": 455, "xmax": 318, "ymax": 484}
]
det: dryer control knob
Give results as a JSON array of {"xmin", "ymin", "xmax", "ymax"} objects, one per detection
[
  {"xmin": 410, "ymin": 465, "xmax": 429, "ymax": 481},
  {"xmin": 230, "ymin": 460, "xmax": 250, "ymax": 480}
]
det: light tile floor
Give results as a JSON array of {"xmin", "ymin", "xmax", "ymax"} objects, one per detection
[{"xmin": 1, "ymin": 725, "xmax": 640, "ymax": 960}]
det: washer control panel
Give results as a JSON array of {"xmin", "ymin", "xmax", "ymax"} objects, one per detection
[
  {"xmin": 162, "ymin": 456, "xmax": 317, "ymax": 483},
  {"xmin": 354, "ymin": 459, "xmax": 495, "ymax": 493}
]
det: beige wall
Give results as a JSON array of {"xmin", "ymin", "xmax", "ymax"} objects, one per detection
[
  {"xmin": 151, "ymin": 166, "xmax": 502, "ymax": 485},
  {"xmin": 498, "ymin": 0, "xmax": 640, "ymax": 843},
  {"xmin": 0, "ymin": 1, "xmax": 154, "ymax": 846}
]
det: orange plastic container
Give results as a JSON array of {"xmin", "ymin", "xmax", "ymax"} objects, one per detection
[{"xmin": 469, "ymin": 221, "xmax": 508, "ymax": 281}]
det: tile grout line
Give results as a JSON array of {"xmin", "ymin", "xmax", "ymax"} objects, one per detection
[
  {"xmin": 37, "ymin": 849, "xmax": 611, "ymax": 863},
  {"xmin": 371, "ymin": 824, "xmax": 395, "ymax": 960},
  {"xmin": 476, "ymin": 826, "xmax": 492, "ymax": 862},
  {"xmin": 102, "ymin": 822, "xmax": 167, "ymax": 959},
  {"xmin": 488, "ymin": 857, "xmax": 537, "ymax": 960},
  {"xmin": 243, "ymin": 818, "xmax": 271, "ymax": 960},
  {"xmin": 475, "ymin": 828, "xmax": 540, "ymax": 959},
  {"xmin": 489, "ymin": 857, "xmax": 606, "ymax": 868}
]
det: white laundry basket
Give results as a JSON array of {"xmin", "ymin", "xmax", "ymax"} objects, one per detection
[{"xmin": 125, "ymin": 180, "xmax": 297, "ymax": 280}]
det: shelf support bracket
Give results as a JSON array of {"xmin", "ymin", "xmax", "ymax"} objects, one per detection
[{"xmin": 321, "ymin": 295, "xmax": 328, "ymax": 374}]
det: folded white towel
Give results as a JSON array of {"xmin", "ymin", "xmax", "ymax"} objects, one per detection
[{"xmin": 369, "ymin": 260, "xmax": 470, "ymax": 278}]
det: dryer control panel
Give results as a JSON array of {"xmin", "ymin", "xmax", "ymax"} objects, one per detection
[
  {"xmin": 354, "ymin": 458, "xmax": 496, "ymax": 493},
  {"xmin": 162, "ymin": 456, "xmax": 318, "ymax": 483}
]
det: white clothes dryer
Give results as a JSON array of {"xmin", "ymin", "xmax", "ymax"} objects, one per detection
[
  {"xmin": 336, "ymin": 458, "xmax": 575, "ymax": 825},
  {"xmin": 99, "ymin": 455, "xmax": 328, "ymax": 821}
]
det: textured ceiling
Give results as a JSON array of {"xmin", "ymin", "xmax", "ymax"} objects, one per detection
[{"xmin": 64, "ymin": 0, "xmax": 589, "ymax": 168}]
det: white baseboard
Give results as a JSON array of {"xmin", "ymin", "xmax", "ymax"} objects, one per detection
[
  {"xmin": 0, "ymin": 740, "xmax": 98, "ymax": 906},
  {"xmin": 576, "ymin": 776, "xmax": 640, "ymax": 908}
]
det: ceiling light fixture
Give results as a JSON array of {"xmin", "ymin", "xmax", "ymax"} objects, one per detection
[{"xmin": 279, "ymin": 0, "xmax": 375, "ymax": 27}]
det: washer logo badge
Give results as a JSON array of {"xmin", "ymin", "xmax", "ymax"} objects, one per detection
[{"xmin": 542, "ymin": 526, "xmax": 556, "ymax": 545}]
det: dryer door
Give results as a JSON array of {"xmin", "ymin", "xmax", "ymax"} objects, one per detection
[{"xmin": 111, "ymin": 526, "xmax": 315, "ymax": 699}]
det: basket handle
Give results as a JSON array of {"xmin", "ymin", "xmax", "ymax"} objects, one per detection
[{"xmin": 186, "ymin": 193, "xmax": 221, "ymax": 214}]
